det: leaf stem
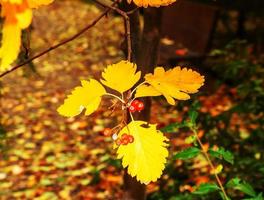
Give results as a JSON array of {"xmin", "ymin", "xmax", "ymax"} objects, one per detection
[
  {"xmin": 129, "ymin": 111, "xmax": 135, "ymax": 122},
  {"xmin": 104, "ymin": 93, "xmax": 125, "ymax": 104},
  {"xmin": 192, "ymin": 128, "xmax": 229, "ymax": 200},
  {"xmin": 128, "ymin": 81, "xmax": 146, "ymax": 100}
]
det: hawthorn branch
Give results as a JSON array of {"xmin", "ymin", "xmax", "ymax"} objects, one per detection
[
  {"xmin": 93, "ymin": 0, "xmax": 132, "ymax": 62},
  {"xmin": 0, "ymin": 1, "xmax": 117, "ymax": 79}
]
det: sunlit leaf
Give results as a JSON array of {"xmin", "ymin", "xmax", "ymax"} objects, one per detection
[
  {"xmin": 0, "ymin": 22, "xmax": 21, "ymax": 71},
  {"xmin": 57, "ymin": 79, "xmax": 106, "ymax": 117},
  {"xmin": 101, "ymin": 60, "xmax": 141, "ymax": 93},
  {"xmin": 127, "ymin": 0, "xmax": 176, "ymax": 7},
  {"xmin": 0, "ymin": 0, "xmax": 53, "ymax": 71},
  {"xmin": 116, "ymin": 121, "xmax": 168, "ymax": 184},
  {"xmin": 135, "ymin": 84, "xmax": 161, "ymax": 98},
  {"xmin": 137, "ymin": 67, "xmax": 204, "ymax": 105}
]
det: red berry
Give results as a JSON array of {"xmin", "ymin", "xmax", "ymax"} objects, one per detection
[
  {"xmin": 103, "ymin": 128, "xmax": 112, "ymax": 136},
  {"xmin": 129, "ymin": 100, "xmax": 144, "ymax": 112},
  {"xmin": 128, "ymin": 135, "xmax": 134, "ymax": 143},
  {"xmin": 136, "ymin": 102, "xmax": 144, "ymax": 111},
  {"xmin": 131, "ymin": 100, "xmax": 140, "ymax": 107},
  {"xmin": 121, "ymin": 138, "xmax": 129, "ymax": 145},
  {"xmin": 129, "ymin": 105, "xmax": 136, "ymax": 112},
  {"xmin": 121, "ymin": 133, "xmax": 128, "ymax": 139}
]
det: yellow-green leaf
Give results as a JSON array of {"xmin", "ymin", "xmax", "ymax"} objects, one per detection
[
  {"xmin": 57, "ymin": 79, "xmax": 106, "ymax": 117},
  {"xmin": 101, "ymin": 60, "xmax": 141, "ymax": 93},
  {"xmin": 140, "ymin": 66, "xmax": 204, "ymax": 105},
  {"xmin": 117, "ymin": 121, "xmax": 168, "ymax": 184}
]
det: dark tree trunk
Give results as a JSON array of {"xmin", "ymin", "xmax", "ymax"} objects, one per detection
[{"xmin": 121, "ymin": 6, "xmax": 163, "ymax": 200}]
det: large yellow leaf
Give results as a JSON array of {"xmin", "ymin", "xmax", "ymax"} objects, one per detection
[
  {"xmin": 100, "ymin": 60, "xmax": 141, "ymax": 94},
  {"xmin": 0, "ymin": 22, "xmax": 21, "ymax": 71},
  {"xmin": 117, "ymin": 121, "xmax": 168, "ymax": 184},
  {"xmin": 136, "ymin": 67, "xmax": 204, "ymax": 105},
  {"xmin": 135, "ymin": 84, "xmax": 161, "ymax": 98},
  {"xmin": 57, "ymin": 79, "xmax": 106, "ymax": 117},
  {"xmin": 127, "ymin": 0, "xmax": 176, "ymax": 7},
  {"xmin": 28, "ymin": 0, "xmax": 54, "ymax": 8}
]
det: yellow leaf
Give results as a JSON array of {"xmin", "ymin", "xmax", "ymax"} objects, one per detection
[
  {"xmin": 0, "ymin": 22, "xmax": 21, "ymax": 71},
  {"xmin": 2, "ymin": 0, "xmax": 23, "ymax": 3},
  {"xmin": 138, "ymin": 67, "xmax": 204, "ymax": 105},
  {"xmin": 27, "ymin": 0, "xmax": 54, "ymax": 8},
  {"xmin": 135, "ymin": 84, "xmax": 161, "ymax": 98},
  {"xmin": 211, "ymin": 164, "xmax": 223, "ymax": 175},
  {"xmin": 117, "ymin": 121, "xmax": 168, "ymax": 184},
  {"xmin": 57, "ymin": 79, "xmax": 106, "ymax": 117},
  {"xmin": 15, "ymin": 7, "xmax": 32, "ymax": 29},
  {"xmin": 127, "ymin": 0, "xmax": 176, "ymax": 7},
  {"xmin": 101, "ymin": 60, "xmax": 141, "ymax": 93},
  {"xmin": 0, "ymin": 0, "xmax": 52, "ymax": 71}
]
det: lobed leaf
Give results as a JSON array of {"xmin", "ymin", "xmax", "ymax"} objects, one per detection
[
  {"xmin": 136, "ymin": 67, "xmax": 204, "ymax": 105},
  {"xmin": 101, "ymin": 60, "xmax": 141, "ymax": 94},
  {"xmin": 116, "ymin": 121, "xmax": 169, "ymax": 184},
  {"xmin": 57, "ymin": 79, "xmax": 106, "ymax": 117}
]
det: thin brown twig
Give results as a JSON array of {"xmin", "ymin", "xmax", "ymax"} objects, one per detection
[
  {"xmin": 192, "ymin": 128, "xmax": 229, "ymax": 200},
  {"xmin": 93, "ymin": 0, "xmax": 132, "ymax": 62},
  {"xmin": 0, "ymin": 2, "xmax": 118, "ymax": 79}
]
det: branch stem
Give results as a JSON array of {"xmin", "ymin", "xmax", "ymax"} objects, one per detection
[
  {"xmin": 104, "ymin": 93, "xmax": 125, "ymax": 103},
  {"xmin": 0, "ymin": 1, "xmax": 118, "ymax": 78},
  {"xmin": 192, "ymin": 128, "xmax": 229, "ymax": 200},
  {"xmin": 93, "ymin": 0, "xmax": 132, "ymax": 62}
]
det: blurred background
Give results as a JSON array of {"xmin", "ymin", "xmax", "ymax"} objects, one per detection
[{"xmin": 0, "ymin": 0, "xmax": 263, "ymax": 199}]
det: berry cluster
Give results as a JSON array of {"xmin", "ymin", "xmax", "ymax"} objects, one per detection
[
  {"xmin": 129, "ymin": 100, "xmax": 144, "ymax": 113},
  {"xmin": 116, "ymin": 133, "xmax": 134, "ymax": 146}
]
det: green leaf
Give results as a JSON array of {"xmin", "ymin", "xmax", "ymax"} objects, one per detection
[
  {"xmin": 189, "ymin": 110, "xmax": 198, "ymax": 124},
  {"xmin": 173, "ymin": 147, "xmax": 200, "ymax": 160},
  {"xmin": 226, "ymin": 178, "xmax": 256, "ymax": 197},
  {"xmin": 185, "ymin": 135, "xmax": 196, "ymax": 144},
  {"xmin": 208, "ymin": 147, "xmax": 234, "ymax": 164},
  {"xmin": 243, "ymin": 193, "xmax": 263, "ymax": 200},
  {"xmin": 193, "ymin": 183, "xmax": 220, "ymax": 195},
  {"xmin": 160, "ymin": 122, "xmax": 188, "ymax": 133}
]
